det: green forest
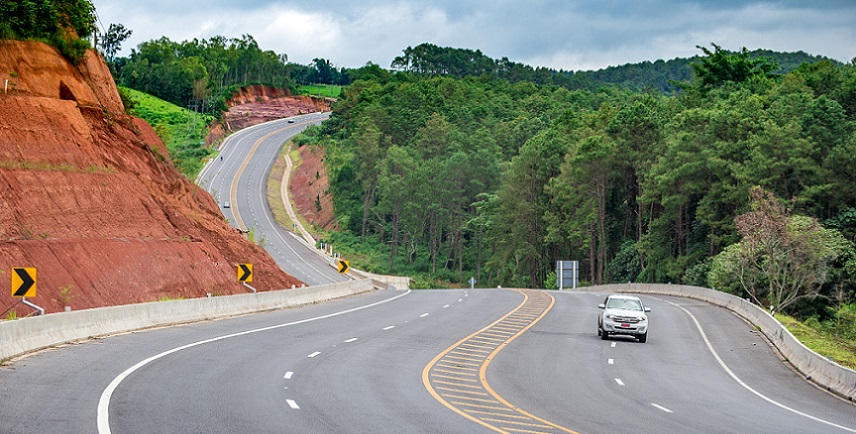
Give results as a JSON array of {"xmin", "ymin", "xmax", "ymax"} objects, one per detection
[{"xmin": 303, "ymin": 44, "xmax": 856, "ymax": 325}]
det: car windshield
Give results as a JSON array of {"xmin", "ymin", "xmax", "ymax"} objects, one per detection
[{"xmin": 607, "ymin": 298, "xmax": 642, "ymax": 311}]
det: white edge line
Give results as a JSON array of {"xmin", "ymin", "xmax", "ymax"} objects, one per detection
[
  {"xmin": 664, "ymin": 299, "xmax": 856, "ymax": 433},
  {"xmin": 97, "ymin": 289, "xmax": 411, "ymax": 434}
]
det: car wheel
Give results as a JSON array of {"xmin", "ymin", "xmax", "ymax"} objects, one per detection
[
  {"xmin": 597, "ymin": 326, "xmax": 601, "ymax": 336},
  {"xmin": 638, "ymin": 332, "xmax": 647, "ymax": 343},
  {"xmin": 601, "ymin": 328, "xmax": 609, "ymax": 340}
]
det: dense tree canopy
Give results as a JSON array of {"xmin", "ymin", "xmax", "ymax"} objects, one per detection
[
  {"xmin": 0, "ymin": 0, "xmax": 95, "ymax": 61},
  {"xmin": 314, "ymin": 45, "xmax": 856, "ymax": 312}
]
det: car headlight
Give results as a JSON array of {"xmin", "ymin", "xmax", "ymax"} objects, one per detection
[{"xmin": 607, "ymin": 314, "xmax": 616, "ymax": 320}]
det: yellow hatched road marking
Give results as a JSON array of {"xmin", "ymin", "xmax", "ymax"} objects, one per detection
[
  {"xmin": 437, "ymin": 363, "xmax": 479, "ymax": 372},
  {"xmin": 467, "ymin": 410, "xmax": 533, "ymax": 420},
  {"xmin": 431, "ymin": 373, "xmax": 478, "ymax": 383},
  {"xmin": 436, "ymin": 387, "xmax": 490, "ymax": 396},
  {"xmin": 434, "ymin": 368, "xmax": 476, "ymax": 377},
  {"xmin": 481, "ymin": 418, "xmax": 553, "ymax": 429},
  {"xmin": 453, "ymin": 347, "xmax": 492, "ymax": 355},
  {"xmin": 450, "ymin": 401, "xmax": 516, "ymax": 412},
  {"xmin": 439, "ymin": 394, "xmax": 502, "ymax": 404},
  {"xmin": 423, "ymin": 289, "xmax": 579, "ymax": 434}
]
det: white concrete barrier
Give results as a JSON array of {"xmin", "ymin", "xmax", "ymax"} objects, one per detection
[
  {"xmin": 1, "ymin": 279, "xmax": 377, "ymax": 362},
  {"xmin": 584, "ymin": 283, "xmax": 856, "ymax": 402}
]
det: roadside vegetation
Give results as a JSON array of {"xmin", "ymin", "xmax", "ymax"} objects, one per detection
[
  {"xmin": 120, "ymin": 86, "xmax": 215, "ymax": 178},
  {"xmin": 297, "ymin": 84, "xmax": 342, "ymax": 99},
  {"xmin": 777, "ymin": 313, "xmax": 856, "ymax": 370}
]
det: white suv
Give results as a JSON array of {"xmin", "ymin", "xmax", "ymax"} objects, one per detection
[{"xmin": 597, "ymin": 294, "xmax": 651, "ymax": 343}]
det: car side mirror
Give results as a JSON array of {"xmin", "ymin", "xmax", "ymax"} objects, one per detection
[
  {"xmin": 598, "ymin": 304, "xmax": 605, "ymax": 309},
  {"xmin": 644, "ymin": 307, "xmax": 651, "ymax": 312}
]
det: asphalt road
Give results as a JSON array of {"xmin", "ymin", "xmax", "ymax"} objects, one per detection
[
  {"xmin": 1, "ymin": 289, "xmax": 854, "ymax": 433},
  {"xmin": 196, "ymin": 114, "xmax": 348, "ymax": 286}
]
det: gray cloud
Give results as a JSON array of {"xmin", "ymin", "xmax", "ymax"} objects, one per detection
[{"xmin": 92, "ymin": 0, "xmax": 855, "ymax": 71}]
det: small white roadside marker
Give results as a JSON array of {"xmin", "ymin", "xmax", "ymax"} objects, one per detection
[
  {"xmin": 344, "ymin": 337, "xmax": 358, "ymax": 343},
  {"xmin": 651, "ymin": 403, "xmax": 674, "ymax": 413},
  {"xmin": 615, "ymin": 378, "xmax": 625, "ymax": 386},
  {"xmin": 608, "ymin": 358, "xmax": 614, "ymax": 365},
  {"xmin": 383, "ymin": 325, "xmax": 395, "ymax": 330},
  {"xmin": 284, "ymin": 371, "xmax": 293, "ymax": 379},
  {"xmin": 420, "ymin": 313, "xmax": 429, "ymax": 317},
  {"xmin": 307, "ymin": 351, "xmax": 321, "ymax": 358},
  {"xmin": 611, "ymin": 342, "xmax": 617, "ymax": 348},
  {"xmin": 286, "ymin": 399, "xmax": 300, "ymax": 410}
]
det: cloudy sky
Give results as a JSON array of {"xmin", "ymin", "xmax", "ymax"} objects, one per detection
[{"xmin": 91, "ymin": 0, "xmax": 855, "ymax": 72}]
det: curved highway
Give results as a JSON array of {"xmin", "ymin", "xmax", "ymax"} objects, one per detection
[
  {"xmin": 196, "ymin": 114, "xmax": 348, "ymax": 286},
  {"xmin": 1, "ymin": 289, "xmax": 854, "ymax": 433}
]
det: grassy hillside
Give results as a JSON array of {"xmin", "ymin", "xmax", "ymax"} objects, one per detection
[
  {"xmin": 120, "ymin": 87, "xmax": 216, "ymax": 178},
  {"xmin": 297, "ymin": 84, "xmax": 342, "ymax": 98}
]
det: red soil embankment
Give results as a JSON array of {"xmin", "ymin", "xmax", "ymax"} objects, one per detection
[{"xmin": 1, "ymin": 41, "xmax": 302, "ymax": 314}]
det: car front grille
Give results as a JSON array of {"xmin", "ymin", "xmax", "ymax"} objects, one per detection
[{"xmin": 612, "ymin": 316, "xmax": 641, "ymax": 323}]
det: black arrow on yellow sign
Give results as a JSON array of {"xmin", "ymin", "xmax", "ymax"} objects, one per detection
[
  {"xmin": 337, "ymin": 260, "xmax": 349, "ymax": 274},
  {"xmin": 12, "ymin": 267, "xmax": 36, "ymax": 298},
  {"xmin": 238, "ymin": 264, "xmax": 253, "ymax": 282}
]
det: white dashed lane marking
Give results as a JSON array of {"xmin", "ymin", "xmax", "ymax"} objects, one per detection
[
  {"xmin": 615, "ymin": 378, "xmax": 625, "ymax": 386},
  {"xmin": 307, "ymin": 351, "xmax": 321, "ymax": 358},
  {"xmin": 420, "ymin": 313, "xmax": 429, "ymax": 318},
  {"xmin": 652, "ymin": 403, "xmax": 674, "ymax": 413},
  {"xmin": 383, "ymin": 325, "xmax": 395, "ymax": 330},
  {"xmin": 283, "ymin": 371, "xmax": 293, "ymax": 379},
  {"xmin": 608, "ymin": 358, "xmax": 614, "ymax": 365},
  {"xmin": 286, "ymin": 399, "xmax": 300, "ymax": 410},
  {"xmin": 344, "ymin": 337, "xmax": 358, "ymax": 343}
]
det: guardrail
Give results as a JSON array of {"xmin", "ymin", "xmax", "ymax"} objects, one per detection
[
  {"xmin": 0, "ymin": 279, "xmax": 379, "ymax": 362},
  {"xmin": 584, "ymin": 283, "xmax": 856, "ymax": 401}
]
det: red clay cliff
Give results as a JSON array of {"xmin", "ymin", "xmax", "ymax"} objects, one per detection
[{"xmin": 0, "ymin": 41, "xmax": 302, "ymax": 315}]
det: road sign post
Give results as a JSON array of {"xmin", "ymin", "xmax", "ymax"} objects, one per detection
[
  {"xmin": 556, "ymin": 261, "xmax": 579, "ymax": 290},
  {"xmin": 337, "ymin": 259, "xmax": 349, "ymax": 274}
]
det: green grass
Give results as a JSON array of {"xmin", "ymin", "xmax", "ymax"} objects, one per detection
[
  {"xmin": 121, "ymin": 87, "xmax": 217, "ymax": 179},
  {"xmin": 776, "ymin": 314, "xmax": 856, "ymax": 370},
  {"xmin": 297, "ymin": 84, "xmax": 342, "ymax": 99}
]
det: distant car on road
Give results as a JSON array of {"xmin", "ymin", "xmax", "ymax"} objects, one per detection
[
  {"xmin": 597, "ymin": 294, "xmax": 650, "ymax": 343},
  {"xmin": 222, "ymin": 201, "xmax": 230, "ymax": 208},
  {"xmin": 287, "ymin": 119, "xmax": 295, "ymax": 123}
]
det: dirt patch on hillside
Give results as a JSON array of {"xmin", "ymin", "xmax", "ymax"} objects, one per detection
[
  {"xmin": 1, "ymin": 41, "xmax": 301, "ymax": 315},
  {"xmin": 290, "ymin": 145, "xmax": 338, "ymax": 232}
]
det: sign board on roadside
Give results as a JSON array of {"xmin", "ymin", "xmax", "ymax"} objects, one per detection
[
  {"xmin": 11, "ymin": 267, "xmax": 36, "ymax": 298},
  {"xmin": 556, "ymin": 261, "xmax": 579, "ymax": 290},
  {"xmin": 337, "ymin": 260, "xmax": 349, "ymax": 274},
  {"xmin": 238, "ymin": 264, "xmax": 253, "ymax": 282}
]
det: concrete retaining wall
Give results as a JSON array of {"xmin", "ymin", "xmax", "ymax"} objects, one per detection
[
  {"xmin": 1, "ymin": 279, "xmax": 376, "ymax": 362},
  {"xmin": 585, "ymin": 283, "xmax": 856, "ymax": 401}
]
